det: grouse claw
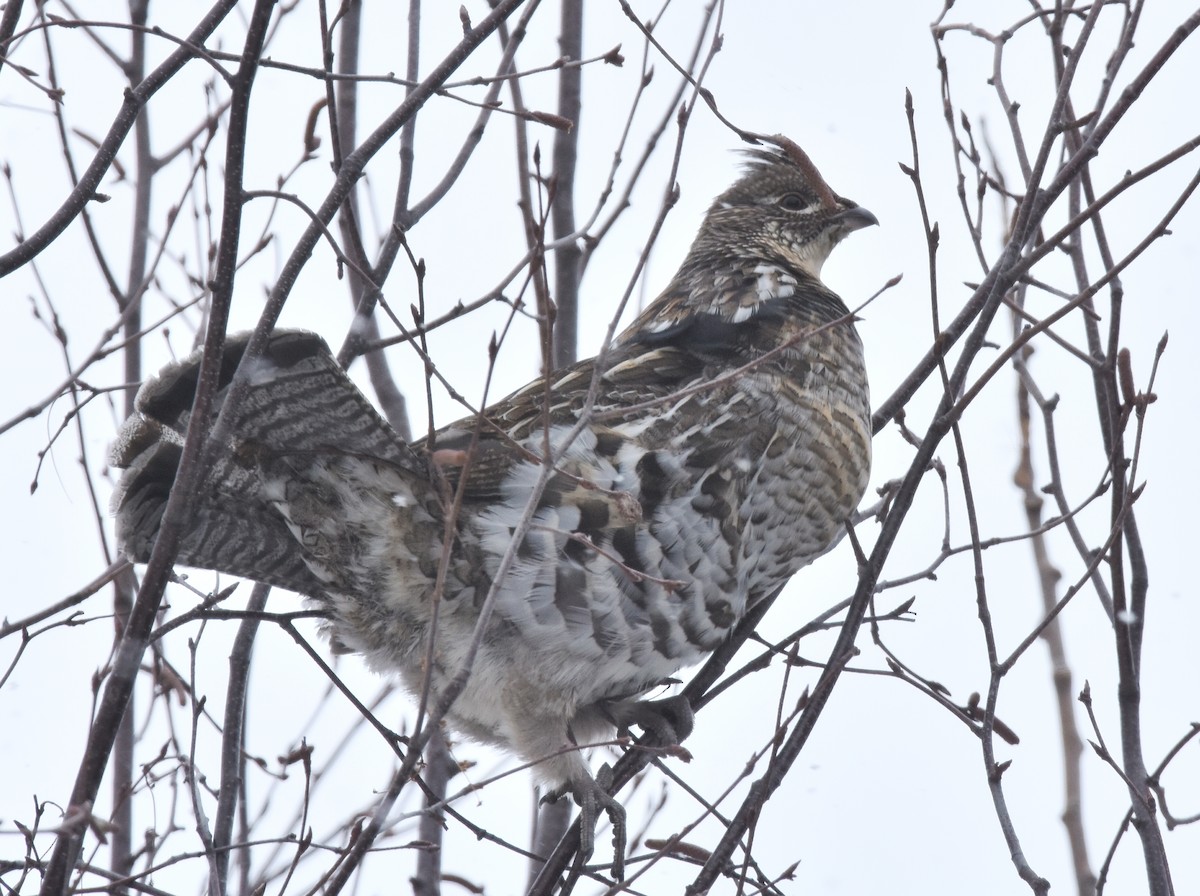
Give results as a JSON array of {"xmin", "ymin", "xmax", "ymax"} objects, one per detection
[{"xmin": 543, "ymin": 765, "xmax": 627, "ymax": 880}]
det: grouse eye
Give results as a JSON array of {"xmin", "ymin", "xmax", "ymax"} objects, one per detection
[{"xmin": 778, "ymin": 193, "xmax": 808, "ymax": 212}]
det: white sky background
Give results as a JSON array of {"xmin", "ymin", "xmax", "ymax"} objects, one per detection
[{"xmin": 1, "ymin": 1, "xmax": 1198, "ymax": 894}]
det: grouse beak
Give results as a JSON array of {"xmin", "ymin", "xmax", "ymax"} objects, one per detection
[{"xmin": 835, "ymin": 205, "xmax": 879, "ymax": 232}]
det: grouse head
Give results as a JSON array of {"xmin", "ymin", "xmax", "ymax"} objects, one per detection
[
  {"xmin": 622, "ymin": 135, "xmax": 876, "ymax": 342},
  {"xmin": 698, "ymin": 137, "xmax": 877, "ymax": 281}
]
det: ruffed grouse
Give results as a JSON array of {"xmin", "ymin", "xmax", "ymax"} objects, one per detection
[{"xmin": 111, "ymin": 137, "xmax": 874, "ymax": 873}]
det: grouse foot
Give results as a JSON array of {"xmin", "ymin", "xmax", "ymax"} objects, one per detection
[{"xmin": 543, "ymin": 763, "xmax": 626, "ymax": 880}]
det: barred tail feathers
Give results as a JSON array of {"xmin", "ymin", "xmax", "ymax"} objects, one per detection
[{"xmin": 110, "ymin": 330, "xmax": 418, "ymax": 596}]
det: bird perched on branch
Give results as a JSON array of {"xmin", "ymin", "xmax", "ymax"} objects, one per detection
[{"xmin": 111, "ymin": 136, "xmax": 875, "ymax": 876}]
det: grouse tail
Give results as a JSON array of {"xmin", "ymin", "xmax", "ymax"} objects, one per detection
[{"xmin": 110, "ymin": 330, "xmax": 419, "ymax": 596}]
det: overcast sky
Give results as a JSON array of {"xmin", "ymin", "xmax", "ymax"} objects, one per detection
[{"xmin": 2, "ymin": 2, "xmax": 1198, "ymax": 894}]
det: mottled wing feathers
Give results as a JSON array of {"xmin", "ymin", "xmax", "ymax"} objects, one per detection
[
  {"xmin": 415, "ymin": 319, "xmax": 792, "ymax": 677},
  {"xmin": 425, "ymin": 335, "xmax": 703, "ymax": 503}
]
